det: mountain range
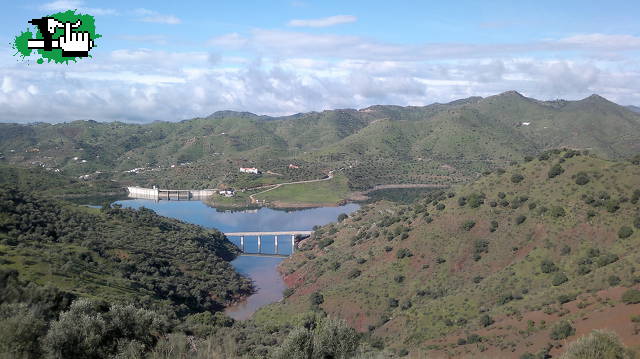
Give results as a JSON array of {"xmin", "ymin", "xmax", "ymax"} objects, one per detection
[{"xmin": 1, "ymin": 91, "xmax": 639, "ymax": 192}]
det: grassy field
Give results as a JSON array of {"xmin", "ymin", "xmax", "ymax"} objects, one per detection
[{"xmin": 253, "ymin": 175, "xmax": 351, "ymax": 205}]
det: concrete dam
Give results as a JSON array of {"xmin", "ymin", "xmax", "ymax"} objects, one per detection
[{"xmin": 127, "ymin": 186, "xmax": 216, "ymax": 200}]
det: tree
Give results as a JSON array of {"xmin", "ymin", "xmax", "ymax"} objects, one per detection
[
  {"xmin": 618, "ymin": 226, "xmax": 633, "ymax": 239},
  {"xmin": 552, "ymin": 273, "xmax": 568, "ymax": 286},
  {"xmin": 309, "ymin": 292, "xmax": 324, "ymax": 307},
  {"xmin": 550, "ymin": 321, "xmax": 575, "ymax": 340},
  {"xmin": 560, "ymin": 330, "xmax": 634, "ymax": 359},
  {"xmin": 548, "ymin": 164, "xmax": 564, "ymax": 178},
  {"xmin": 479, "ymin": 314, "xmax": 494, "ymax": 327},
  {"xmin": 511, "ymin": 174, "xmax": 525, "ymax": 183},
  {"xmin": 575, "ymin": 172, "xmax": 590, "ymax": 185},
  {"xmin": 461, "ymin": 220, "xmax": 476, "ymax": 231}
]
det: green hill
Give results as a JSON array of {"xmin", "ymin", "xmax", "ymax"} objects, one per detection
[
  {"xmin": 256, "ymin": 150, "xmax": 640, "ymax": 357},
  {"xmin": 0, "ymin": 187, "xmax": 252, "ymax": 314},
  {"xmin": 2, "ymin": 92, "xmax": 639, "ymax": 196}
]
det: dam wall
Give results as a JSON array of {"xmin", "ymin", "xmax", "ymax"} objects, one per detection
[{"xmin": 126, "ymin": 186, "xmax": 216, "ymax": 200}]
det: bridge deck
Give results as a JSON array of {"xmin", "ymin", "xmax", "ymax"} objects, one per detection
[{"xmin": 224, "ymin": 231, "xmax": 312, "ymax": 236}]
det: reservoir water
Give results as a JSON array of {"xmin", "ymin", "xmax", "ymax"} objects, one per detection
[{"xmin": 115, "ymin": 199, "xmax": 360, "ymax": 319}]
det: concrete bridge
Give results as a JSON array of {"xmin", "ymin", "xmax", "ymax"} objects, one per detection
[
  {"xmin": 127, "ymin": 186, "xmax": 215, "ymax": 200},
  {"xmin": 224, "ymin": 231, "xmax": 312, "ymax": 256}
]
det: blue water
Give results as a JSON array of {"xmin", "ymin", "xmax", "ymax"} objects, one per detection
[{"xmin": 115, "ymin": 199, "xmax": 360, "ymax": 318}]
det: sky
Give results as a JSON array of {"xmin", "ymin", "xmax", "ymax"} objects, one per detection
[{"xmin": 1, "ymin": 0, "xmax": 639, "ymax": 123}]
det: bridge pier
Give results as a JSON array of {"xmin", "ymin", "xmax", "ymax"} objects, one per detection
[
  {"xmin": 240, "ymin": 236, "xmax": 244, "ymax": 251},
  {"xmin": 274, "ymin": 235, "xmax": 278, "ymax": 254},
  {"xmin": 291, "ymin": 234, "xmax": 295, "ymax": 253},
  {"xmin": 257, "ymin": 235, "xmax": 261, "ymax": 254}
]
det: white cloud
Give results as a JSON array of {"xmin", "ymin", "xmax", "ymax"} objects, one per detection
[
  {"xmin": 288, "ymin": 15, "xmax": 357, "ymax": 28},
  {"xmin": 134, "ymin": 8, "xmax": 181, "ymax": 24},
  {"xmin": 40, "ymin": 0, "xmax": 117, "ymax": 15},
  {"xmin": 209, "ymin": 30, "xmax": 640, "ymax": 62}
]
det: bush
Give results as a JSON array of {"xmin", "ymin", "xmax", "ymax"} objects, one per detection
[
  {"xmin": 621, "ymin": 289, "xmax": 640, "ymax": 304},
  {"xmin": 515, "ymin": 215, "xmax": 527, "ymax": 225},
  {"xmin": 560, "ymin": 330, "xmax": 634, "ymax": 359},
  {"xmin": 283, "ymin": 288, "xmax": 294, "ymax": 297},
  {"xmin": 618, "ymin": 226, "xmax": 634, "ymax": 239},
  {"xmin": 273, "ymin": 317, "xmax": 360, "ymax": 359},
  {"xmin": 435, "ymin": 203, "xmax": 445, "ymax": 210},
  {"xmin": 458, "ymin": 197, "xmax": 467, "ymax": 206},
  {"xmin": 558, "ymin": 293, "xmax": 578, "ymax": 304},
  {"xmin": 337, "ymin": 213, "xmax": 348, "ymax": 222},
  {"xmin": 462, "ymin": 220, "xmax": 476, "ymax": 231},
  {"xmin": 552, "ymin": 273, "xmax": 568, "ymax": 286},
  {"xmin": 347, "ymin": 269, "xmax": 361, "ymax": 279},
  {"xmin": 318, "ymin": 238, "xmax": 335, "ymax": 249},
  {"xmin": 596, "ymin": 253, "xmax": 619, "ymax": 267},
  {"xmin": 310, "ymin": 292, "xmax": 324, "ymax": 306},
  {"xmin": 550, "ymin": 321, "xmax": 575, "ymax": 340},
  {"xmin": 548, "ymin": 164, "xmax": 564, "ymax": 178},
  {"xmin": 541, "ymin": 259, "xmax": 559, "ymax": 273},
  {"xmin": 550, "ymin": 206, "xmax": 566, "ymax": 218},
  {"xmin": 608, "ymin": 275, "xmax": 621, "ymax": 286},
  {"xmin": 396, "ymin": 248, "xmax": 413, "ymax": 259},
  {"xmin": 511, "ymin": 174, "xmax": 525, "ymax": 183},
  {"xmin": 575, "ymin": 172, "xmax": 590, "ymax": 185},
  {"xmin": 388, "ymin": 298, "xmax": 399, "ymax": 308},
  {"xmin": 479, "ymin": 314, "xmax": 494, "ymax": 327}
]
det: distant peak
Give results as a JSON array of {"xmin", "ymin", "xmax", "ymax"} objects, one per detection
[{"xmin": 498, "ymin": 90, "xmax": 525, "ymax": 97}]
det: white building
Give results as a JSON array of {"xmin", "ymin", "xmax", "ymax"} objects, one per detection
[
  {"xmin": 240, "ymin": 167, "xmax": 259, "ymax": 174},
  {"xmin": 219, "ymin": 189, "xmax": 235, "ymax": 197}
]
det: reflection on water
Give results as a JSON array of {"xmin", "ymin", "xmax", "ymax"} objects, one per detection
[
  {"xmin": 224, "ymin": 256, "xmax": 287, "ymax": 320},
  {"xmin": 115, "ymin": 199, "xmax": 360, "ymax": 319}
]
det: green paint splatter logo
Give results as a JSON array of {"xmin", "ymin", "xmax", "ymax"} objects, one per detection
[{"xmin": 12, "ymin": 10, "xmax": 101, "ymax": 64}]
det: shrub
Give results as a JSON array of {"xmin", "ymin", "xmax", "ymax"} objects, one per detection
[
  {"xmin": 541, "ymin": 259, "xmax": 559, "ymax": 273},
  {"xmin": 462, "ymin": 220, "xmax": 476, "ymax": 231},
  {"xmin": 337, "ymin": 213, "xmax": 348, "ymax": 222},
  {"xmin": 310, "ymin": 292, "xmax": 324, "ymax": 306},
  {"xmin": 498, "ymin": 192, "xmax": 506, "ymax": 199},
  {"xmin": 575, "ymin": 172, "xmax": 590, "ymax": 185},
  {"xmin": 388, "ymin": 298, "xmax": 399, "ymax": 308},
  {"xmin": 560, "ymin": 330, "xmax": 634, "ymax": 359},
  {"xmin": 458, "ymin": 197, "xmax": 467, "ymax": 206},
  {"xmin": 605, "ymin": 200, "xmax": 620, "ymax": 213},
  {"xmin": 550, "ymin": 206, "xmax": 566, "ymax": 218},
  {"xmin": 515, "ymin": 215, "xmax": 527, "ymax": 225},
  {"xmin": 274, "ymin": 317, "xmax": 360, "ymax": 359},
  {"xmin": 548, "ymin": 164, "xmax": 564, "ymax": 178},
  {"xmin": 635, "ymin": 217, "xmax": 640, "ymax": 229},
  {"xmin": 435, "ymin": 203, "xmax": 445, "ymax": 210},
  {"xmin": 596, "ymin": 253, "xmax": 619, "ymax": 267},
  {"xmin": 473, "ymin": 276, "xmax": 483, "ymax": 283},
  {"xmin": 468, "ymin": 193, "xmax": 485, "ymax": 208},
  {"xmin": 558, "ymin": 293, "xmax": 577, "ymax": 304},
  {"xmin": 552, "ymin": 273, "xmax": 568, "ymax": 286},
  {"xmin": 524, "ymin": 156, "xmax": 534, "ymax": 162},
  {"xmin": 618, "ymin": 226, "xmax": 633, "ymax": 239},
  {"xmin": 479, "ymin": 314, "xmax": 494, "ymax": 327},
  {"xmin": 608, "ymin": 275, "xmax": 621, "ymax": 286},
  {"xmin": 550, "ymin": 321, "xmax": 575, "ymax": 340},
  {"xmin": 621, "ymin": 289, "xmax": 640, "ymax": 304},
  {"xmin": 511, "ymin": 174, "xmax": 525, "ymax": 183},
  {"xmin": 356, "ymin": 258, "xmax": 366, "ymax": 264},
  {"xmin": 396, "ymin": 248, "xmax": 413, "ymax": 259},
  {"xmin": 538, "ymin": 152, "xmax": 550, "ymax": 161},
  {"xmin": 283, "ymin": 288, "xmax": 294, "ymax": 297},
  {"xmin": 347, "ymin": 269, "xmax": 361, "ymax": 279},
  {"xmin": 394, "ymin": 275, "xmax": 405, "ymax": 283},
  {"xmin": 318, "ymin": 238, "xmax": 335, "ymax": 249}
]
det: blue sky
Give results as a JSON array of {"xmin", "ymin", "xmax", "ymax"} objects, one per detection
[{"xmin": 1, "ymin": 0, "xmax": 639, "ymax": 122}]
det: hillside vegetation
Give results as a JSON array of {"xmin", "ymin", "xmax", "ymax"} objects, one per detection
[
  {"xmin": 258, "ymin": 150, "xmax": 640, "ymax": 357},
  {"xmin": 2, "ymin": 92, "xmax": 639, "ymax": 195}
]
